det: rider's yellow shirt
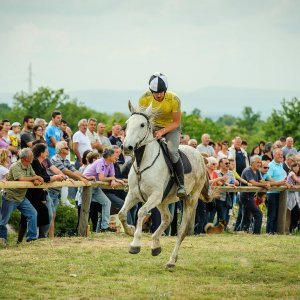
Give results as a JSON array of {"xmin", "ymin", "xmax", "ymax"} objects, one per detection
[{"xmin": 138, "ymin": 91, "xmax": 181, "ymax": 128}]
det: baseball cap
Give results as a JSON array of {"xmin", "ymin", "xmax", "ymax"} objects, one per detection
[{"xmin": 11, "ymin": 122, "xmax": 21, "ymax": 127}]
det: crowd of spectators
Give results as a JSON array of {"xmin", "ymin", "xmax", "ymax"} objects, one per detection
[
  {"xmin": 192, "ymin": 133, "xmax": 300, "ymax": 235},
  {"xmin": 0, "ymin": 114, "xmax": 300, "ymax": 246}
]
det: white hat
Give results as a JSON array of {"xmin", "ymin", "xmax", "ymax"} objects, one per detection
[{"xmin": 11, "ymin": 122, "xmax": 21, "ymax": 127}]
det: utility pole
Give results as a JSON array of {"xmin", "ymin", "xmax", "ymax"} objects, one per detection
[{"xmin": 28, "ymin": 63, "xmax": 33, "ymax": 94}]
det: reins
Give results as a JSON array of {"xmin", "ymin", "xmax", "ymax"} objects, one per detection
[{"xmin": 130, "ymin": 112, "xmax": 161, "ymax": 202}]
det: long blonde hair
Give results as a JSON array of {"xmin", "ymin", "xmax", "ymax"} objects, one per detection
[{"xmin": 0, "ymin": 149, "xmax": 10, "ymax": 168}]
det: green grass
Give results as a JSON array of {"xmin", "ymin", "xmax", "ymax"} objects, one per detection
[{"xmin": 0, "ymin": 234, "xmax": 299, "ymax": 299}]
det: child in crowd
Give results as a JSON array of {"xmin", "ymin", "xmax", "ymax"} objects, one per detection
[
  {"xmin": 8, "ymin": 122, "xmax": 21, "ymax": 163},
  {"xmin": 229, "ymin": 159, "xmax": 252, "ymax": 187},
  {"xmin": 286, "ymin": 162, "xmax": 300, "ymax": 233},
  {"xmin": 0, "ymin": 149, "xmax": 10, "ymax": 181},
  {"xmin": 254, "ymin": 192, "xmax": 267, "ymax": 213}
]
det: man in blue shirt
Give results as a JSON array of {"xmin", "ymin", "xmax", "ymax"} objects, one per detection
[
  {"xmin": 45, "ymin": 111, "xmax": 63, "ymax": 158},
  {"xmin": 266, "ymin": 148, "xmax": 290, "ymax": 234}
]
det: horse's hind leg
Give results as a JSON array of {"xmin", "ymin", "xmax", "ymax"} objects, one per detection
[
  {"xmin": 151, "ymin": 203, "xmax": 173, "ymax": 256},
  {"xmin": 129, "ymin": 194, "xmax": 162, "ymax": 254},
  {"xmin": 166, "ymin": 197, "xmax": 198, "ymax": 268},
  {"xmin": 118, "ymin": 191, "xmax": 139, "ymax": 237}
]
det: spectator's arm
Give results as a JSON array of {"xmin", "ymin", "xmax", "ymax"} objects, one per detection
[
  {"xmin": 50, "ymin": 136, "xmax": 57, "ymax": 147},
  {"xmin": 62, "ymin": 169, "xmax": 89, "ymax": 184},
  {"xmin": 49, "ymin": 164, "xmax": 66, "ymax": 177},
  {"xmin": 91, "ymin": 141, "xmax": 103, "ymax": 152},
  {"xmin": 17, "ymin": 175, "xmax": 43, "ymax": 183},
  {"xmin": 248, "ymin": 179, "xmax": 270, "ymax": 189},
  {"xmin": 73, "ymin": 142, "xmax": 81, "ymax": 163},
  {"xmin": 98, "ymin": 173, "xmax": 116, "ymax": 182}
]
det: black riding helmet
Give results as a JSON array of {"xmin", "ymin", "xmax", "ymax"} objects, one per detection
[{"xmin": 149, "ymin": 72, "xmax": 168, "ymax": 93}]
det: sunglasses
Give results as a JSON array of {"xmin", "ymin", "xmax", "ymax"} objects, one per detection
[
  {"xmin": 262, "ymin": 167, "xmax": 269, "ymax": 169},
  {"xmin": 224, "ymin": 162, "xmax": 230, "ymax": 165}
]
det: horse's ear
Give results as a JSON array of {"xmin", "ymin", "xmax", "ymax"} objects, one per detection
[
  {"xmin": 145, "ymin": 103, "xmax": 152, "ymax": 115},
  {"xmin": 128, "ymin": 100, "xmax": 135, "ymax": 114}
]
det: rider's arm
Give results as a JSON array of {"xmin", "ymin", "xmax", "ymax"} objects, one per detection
[{"xmin": 157, "ymin": 112, "xmax": 181, "ymax": 137}]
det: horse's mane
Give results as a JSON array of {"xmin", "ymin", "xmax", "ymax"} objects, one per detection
[{"xmin": 134, "ymin": 104, "xmax": 162, "ymax": 126}]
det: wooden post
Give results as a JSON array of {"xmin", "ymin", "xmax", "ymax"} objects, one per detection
[
  {"xmin": 277, "ymin": 190, "xmax": 288, "ymax": 234},
  {"xmin": 78, "ymin": 186, "xmax": 92, "ymax": 237}
]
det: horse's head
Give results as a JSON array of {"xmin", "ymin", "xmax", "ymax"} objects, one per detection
[{"xmin": 123, "ymin": 100, "xmax": 153, "ymax": 152}]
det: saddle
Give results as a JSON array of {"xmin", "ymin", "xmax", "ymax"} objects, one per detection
[
  {"xmin": 159, "ymin": 140, "xmax": 192, "ymax": 200},
  {"xmin": 159, "ymin": 140, "xmax": 192, "ymax": 175}
]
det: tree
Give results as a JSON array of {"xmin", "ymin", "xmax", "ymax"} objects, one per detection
[
  {"xmin": 0, "ymin": 103, "xmax": 12, "ymax": 120},
  {"xmin": 236, "ymin": 106, "xmax": 261, "ymax": 133},
  {"xmin": 9, "ymin": 87, "xmax": 69, "ymax": 122},
  {"xmin": 6, "ymin": 87, "xmax": 128, "ymax": 133},
  {"xmin": 264, "ymin": 98, "xmax": 300, "ymax": 147},
  {"xmin": 181, "ymin": 111, "xmax": 225, "ymax": 142},
  {"xmin": 216, "ymin": 114, "xmax": 237, "ymax": 127}
]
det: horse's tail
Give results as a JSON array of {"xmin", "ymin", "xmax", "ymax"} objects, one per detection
[{"xmin": 200, "ymin": 174, "xmax": 214, "ymax": 203}]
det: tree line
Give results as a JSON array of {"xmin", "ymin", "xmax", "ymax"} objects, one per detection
[{"xmin": 0, "ymin": 87, "xmax": 299, "ymax": 149}]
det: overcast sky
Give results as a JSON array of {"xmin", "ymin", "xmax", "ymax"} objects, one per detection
[{"xmin": 0, "ymin": 0, "xmax": 299, "ymax": 94}]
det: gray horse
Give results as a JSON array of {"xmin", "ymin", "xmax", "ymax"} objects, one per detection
[{"xmin": 118, "ymin": 101, "xmax": 211, "ymax": 267}]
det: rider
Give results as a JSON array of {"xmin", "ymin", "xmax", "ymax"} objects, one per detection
[{"xmin": 138, "ymin": 72, "xmax": 187, "ymax": 198}]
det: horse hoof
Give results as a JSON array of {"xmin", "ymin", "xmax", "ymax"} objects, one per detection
[
  {"xmin": 151, "ymin": 247, "xmax": 162, "ymax": 256},
  {"xmin": 166, "ymin": 263, "xmax": 176, "ymax": 269},
  {"xmin": 129, "ymin": 246, "xmax": 141, "ymax": 254}
]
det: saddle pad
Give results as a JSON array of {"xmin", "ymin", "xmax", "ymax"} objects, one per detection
[
  {"xmin": 160, "ymin": 141, "xmax": 192, "ymax": 174},
  {"xmin": 180, "ymin": 150, "xmax": 192, "ymax": 174}
]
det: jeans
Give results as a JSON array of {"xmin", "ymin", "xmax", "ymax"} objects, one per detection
[
  {"xmin": 240, "ymin": 194, "xmax": 262, "ymax": 234},
  {"xmin": 149, "ymin": 203, "xmax": 176, "ymax": 235},
  {"xmin": 266, "ymin": 193, "xmax": 279, "ymax": 234},
  {"xmin": 105, "ymin": 192, "xmax": 133, "ymax": 225},
  {"xmin": 48, "ymin": 190, "xmax": 61, "ymax": 213},
  {"xmin": 75, "ymin": 159, "xmax": 81, "ymax": 171},
  {"xmin": 44, "ymin": 193, "xmax": 54, "ymax": 236},
  {"xmin": 91, "ymin": 188, "xmax": 111, "ymax": 229},
  {"xmin": 0, "ymin": 196, "xmax": 37, "ymax": 241},
  {"xmin": 234, "ymin": 195, "xmax": 243, "ymax": 231},
  {"xmin": 208, "ymin": 199, "xmax": 228, "ymax": 226},
  {"xmin": 194, "ymin": 200, "xmax": 207, "ymax": 234}
]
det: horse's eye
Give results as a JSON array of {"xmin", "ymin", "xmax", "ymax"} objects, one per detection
[{"xmin": 141, "ymin": 123, "xmax": 145, "ymax": 128}]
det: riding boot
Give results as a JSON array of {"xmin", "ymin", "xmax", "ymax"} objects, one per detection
[{"xmin": 172, "ymin": 159, "xmax": 187, "ymax": 199}]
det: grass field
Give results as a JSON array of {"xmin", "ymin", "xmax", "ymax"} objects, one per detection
[{"xmin": 0, "ymin": 233, "xmax": 299, "ymax": 299}]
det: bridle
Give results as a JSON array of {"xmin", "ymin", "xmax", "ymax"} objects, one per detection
[
  {"xmin": 130, "ymin": 112, "xmax": 161, "ymax": 202},
  {"xmin": 130, "ymin": 112, "xmax": 156, "ymax": 150}
]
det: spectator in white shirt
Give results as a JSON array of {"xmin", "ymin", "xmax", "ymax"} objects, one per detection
[{"xmin": 73, "ymin": 119, "xmax": 92, "ymax": 170}]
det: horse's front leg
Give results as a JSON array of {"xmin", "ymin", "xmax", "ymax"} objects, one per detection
[
  {"xmin": 118, "ymin": 191, "xmax": 139, "ymax": 237},
  {"xmin": 129, "ymin": 193, "xmax": 162, "ymax": 254},
  {"xmin": 151, "ymin": 203, "xmax": 173, "ymax": 256}
]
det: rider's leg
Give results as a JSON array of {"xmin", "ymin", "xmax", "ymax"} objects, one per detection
[
  {"xmin": 172, "ymin": 159, "xmax": 186, "ymax": 198},
  {"xmin": 165, "ymin": 127, "xmax": 187, "ymax": 198}
]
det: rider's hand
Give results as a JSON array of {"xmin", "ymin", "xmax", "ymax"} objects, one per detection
[{"xmin": 155, "ymin": 129, "xmax": 166, "ymax": 139}]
